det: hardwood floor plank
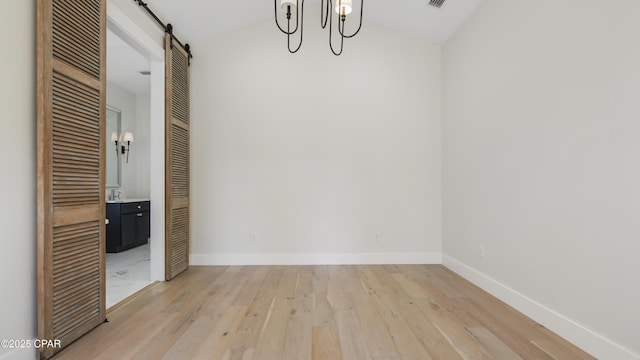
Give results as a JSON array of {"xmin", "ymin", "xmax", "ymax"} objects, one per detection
[
  {"xmin": 161, "ymin": 266, "xmax": 231, "ymax": 315},
  {"xmin": 55, "ymin": 265, "xmax": 593, "ymax": 360},
  {"xmin": 406, "ymin": 265, "xmax": 561, "ymax": 359},
  {"xmin": 282, "ymin": 272, "xmax": 314, "ymax": 360},
  {"xmin": 192, "ymin": 305, "xmax": 247, "ymax": 360},
  {"xmin": 227, "ymin": 267, "xmax": 284, "ymax": 360},
  {"xmin": 531, "ymin": 339, "xmax": 594, "ymax": 360},
  {"xmin": 312, "ymin": 265, "xmax": 336, "ymax": 327},
  {"xmin": 201, "ymin": 267, "xmax": 253, "ymax": 317},
  {"xmin": 160, "ymin": 315, "xmax": 220, "ymax": 360},
  {"xmin": 348, "ymin": 277, "xmax": 402, "ymax": 359},
  {"xmin": 253, "ymin": 297, "xmax": 292, "ymax": 357},
  {"xmin": 327, "ymin": 269, "xmax": 372, "ymax": 359},
  {"xmin": 54, "ymin": 267, "xmax": 220, "ymax": 359},
  {"xmin": 392, "ymin": 271, "xmax": 492, "ymax": 358},
  {"xmin": 232, "ymin": 266, "xmax": 270, "ymax": 307},
  {"xmin": 252, "ymin": 267, "xmax": 298, "ymax": 358},
  {"xmin": 391, "ymin": 272, "xmax": 430, "ymax": 299},
  {"xmin": 368, "ymin": 265, "xmax": 464, "ymax": 360},
  {"xmin": 466, "ymin": 327, "xmax": 525, "ymax": 360},
  {"xmin": 414, "ymin": 297, "xmax": 492, "ymax": 360},
  {"xmin": 92, "ymin": 312, "xmax": 182, "ymax": 360},
  {"xmin": 459, "ymin": 296, "xmax": 556, "ymax": 359},
  {"xmin": 369, "ymin": 292, "xmax": 434, "ymax": 360},
  {"xmin": 312, "ymin": 326, "xmax": 343, "ymax": 360}
]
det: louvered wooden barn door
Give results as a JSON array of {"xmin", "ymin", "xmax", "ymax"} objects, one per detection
[
  {"xmin": 165, "ymin": 34, "xmax": 190, "ymax": 280},
  {"xmin": 37, "ymin": 0, "xmax": 106, "ymax": 358}
]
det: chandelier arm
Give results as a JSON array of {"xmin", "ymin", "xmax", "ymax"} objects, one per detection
[
  {"xmin": 328, "ymin": 6, "xmax": 344, "ymax": 56},
  {"xmin": 321, "ymin": 0, "xmax": 330, "ymax": 29},
  {"xmin": 338, "ymin": 0, "xmax": 364, "ymax": 38},
  {"xmin": 274, "ymin": 0, "xmax": 300, "ymax": 35},
  {"xmin": 288, "ymin": 0, "xmax": 304, "ymax": 53}
]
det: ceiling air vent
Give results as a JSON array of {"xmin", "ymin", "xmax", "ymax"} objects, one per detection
[{"xmin": 429, "ymin": 0, "xmax": 446, "ymax": 8}]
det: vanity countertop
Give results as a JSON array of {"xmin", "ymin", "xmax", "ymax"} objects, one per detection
[{"xmin": 106, "ymin": 198, "xmax": 150, "ymax": 204}]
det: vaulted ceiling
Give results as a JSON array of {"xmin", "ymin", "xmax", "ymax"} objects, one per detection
[
  {"xmin": 147, "ymin": 0, "xmax": 483, "ymax": 45},
  {"xmin": 107, "ymin": 0, "xmax": 483, "ymax": 95}
]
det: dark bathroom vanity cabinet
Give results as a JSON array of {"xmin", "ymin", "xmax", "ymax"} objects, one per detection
[{"xmin": 106, "ymin": 200, "xmax": 150, "ymax": 253}]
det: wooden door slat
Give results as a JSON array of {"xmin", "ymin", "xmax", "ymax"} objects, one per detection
[
  {"xmin": 165, "ymin": 36, "xmax": 191, "ymax": 281},
  {"xmin": 38, "ymin": 0, "xmax": 106, "ymax": 358}
]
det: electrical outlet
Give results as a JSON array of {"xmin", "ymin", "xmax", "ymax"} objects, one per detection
[
  {"xmin": 480, "ymin": 244, "xmax": 485, "ymax": 258},
  {"xmin": 251, "ymin": 232, "xmax": 257, "ymax": 243},
  {"xmin": 374, "ymin": 232, "xmax": 380, "ymax": 243}
]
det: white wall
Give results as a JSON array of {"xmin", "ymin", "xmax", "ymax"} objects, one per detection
[
  {"xmin": 136, "ymin": 94, "xmax": 151, "ymax": 197},
  {"xmin": 190, "ymin": 9, "xmax": 442, "ymax": 264},
  {"xmin": 0, "ymin": 1, "xmax": 36, "ymax": 359},
  {"xmin": 442, "ymin": 0, "xmax": 640, "ymax": 358},
  {"xmin": 106, "ymin": 82, "xmax": 150, "ymax": 199}
]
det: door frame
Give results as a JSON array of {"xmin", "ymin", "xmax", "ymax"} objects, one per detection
[{"xmin": 106, "ymin": 2, "xmax": 166, "ymax": 281}]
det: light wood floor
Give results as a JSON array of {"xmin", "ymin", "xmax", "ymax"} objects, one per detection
[{"xmin": 54, "ymin": 265, "xmax": 594, "ymax": 360}]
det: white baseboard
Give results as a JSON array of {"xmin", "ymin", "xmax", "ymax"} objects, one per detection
[
  {"xmin": 442, "ymin": 255, "xmax": 640, "ymax": 360},
  {"xmin": 190, "ymin": 252, "xmax": 442, "ymax": 266}
]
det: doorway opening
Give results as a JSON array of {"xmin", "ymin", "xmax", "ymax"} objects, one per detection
[{"xmin": 106, "ymin": 3, "xmax": 166, "ymax": 308}]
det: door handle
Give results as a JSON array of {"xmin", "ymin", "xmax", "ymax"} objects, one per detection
[{"xmin": 137, "ymin": 213, "xmax": 143, "ymax": 217}]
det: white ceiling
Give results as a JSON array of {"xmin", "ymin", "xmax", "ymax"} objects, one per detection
[
  {"xmin": 107, "ymin": 28, "xmax": 151, "ymax": 95},
  {"xmin": 107, "ymin": 0, "xmax": 483, "ymax": 95},
  {"xmin": 147, "ymin": 0, "xmax": 483, "ymax": 45}
]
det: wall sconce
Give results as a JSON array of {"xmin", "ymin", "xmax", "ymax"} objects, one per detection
[{"xmin": 111, "ymin": 131, "xmax": 134, "ymax": 163}]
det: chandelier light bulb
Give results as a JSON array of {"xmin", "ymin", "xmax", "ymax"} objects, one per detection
[
  {"xmin": 273, "ymin": 0, "xmax": 364, "ymax": 56},
  {"xmin": 281, "ymin": 0, "xmax": 296, "ymax": 10},
  {"xmin": 335, "ymin": 0, "xmax": 352, "ymax": 15}
]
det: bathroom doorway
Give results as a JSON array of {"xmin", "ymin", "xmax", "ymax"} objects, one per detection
[
  {"xmin": 105, "ymin": 2, "xmax": 166, "ymax": 308},
  {"xmin": 105, "ymin": 27, "xmax": 152, "ymax": 308}
]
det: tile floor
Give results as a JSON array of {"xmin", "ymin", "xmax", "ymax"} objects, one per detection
[{"xmin": 106, "ymin": 242, "xmax": 152, "ymax": 308}]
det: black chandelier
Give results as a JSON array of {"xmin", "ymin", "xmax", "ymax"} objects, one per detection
[{"xmin": 274, "ymin": 0, "xmax": 364, "ymax": 56}]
